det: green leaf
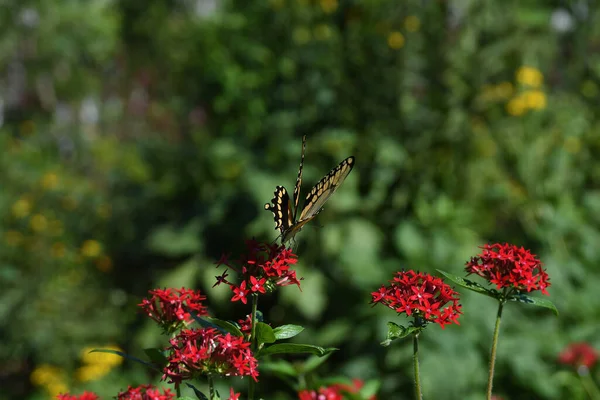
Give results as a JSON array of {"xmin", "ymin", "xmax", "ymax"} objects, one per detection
[
  {"xmin": 187, "ymin": 312, "xmax": 242, "ymax": 337},
  {"xmin": 204, "ymin": 317, "xmax": 244, "ymax": 337},
  {"xmin": 258, "ymin": 359, "xmax": 297, "ymax": 377},
  {"xmin": 256, "ymin": 322, "xmax": 277, "ymax": 345},
  {"xmin": 186, "ymin": 310, "xmax": 226, "ymax": 333},
  {"xmin": 436, "ymin": 269, "xmax": 498, "ymax": 299},
  {"xmin": 143, "ymin": 348, "xmax": 168, "ymax": 367},
  {"xmin": 185, "ymin": 383, "xmax": 208, "ymax": 400},
  {"xmin": 299, "ymin": 353, "xmax": 332, "ymax": 374},
  {"xmin": 90, "ymin": 349, "xmax": 160, "ymax": 371},
  {"xmin": 273, "ymin": 324, "xmax": 304, "ymax": 340},
  {"xmin": 507, "ymin": 293, "xmax": 559, "ymax": 316},
  {"xmin": 359, "ymin": 379, "xmax": 381, "ymax": 398},
  {"xmin": 257, "ymin": 343, "xmax": 337, "ymax": 358},
  {"xmin": 380, "ymin": 322, "xmax": 419, "ymax": 347}
]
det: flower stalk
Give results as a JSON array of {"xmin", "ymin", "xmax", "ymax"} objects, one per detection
[
  {"xmin": 486, "ymin": 300, "xmax": 504, "ymax": 400},
  {"xmin": 248, "ymin": 293, "xmax": 259, "ymax": 400},
  {"xmin": 208, "ymin": 375, "xmax": 215, "ymax": 400},
  {"xmin": 413, "ymin": 332, "xmax": 422, "ymax": 400}
]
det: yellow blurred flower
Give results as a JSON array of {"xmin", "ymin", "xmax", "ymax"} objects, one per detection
[
  {"xmin": 30, "ymin": 364, "xmax": 65, "ymax": 386},
  {"xmin": 387, "ymin": 31, "xmax": 405, "ymax": 49},
  {"xmin": 292, "ymin": 27, "xmax": 311, "ymax": 45},
  {"xmin": 320, "ymin": 0, "xmax": 338, "ymax": 13},
  {"xmin": 564, "ymin": 136, "xmax": 582, "ymax": 154},
  {"xmin": 40, "ymin": 172, "xmax": 59, "ymax": 190},
  {"xmin": 80, "ymin": 345, "xmax": 124, "ymax": 367},
  {"xmin": 75, "ymin": 364, "xmax": 111, "ymax": 382},
  {"xmin": 11, "ymin": 198, "xmax": 32, "ymax": 218},
  {"xmin": 314, "ymin": 24, "xmax": 333, "ymax": 40},
  {"xmin": 51, "ymin": 242, "xmax": 66, "ymax": 258},
  {"xmin": 49, "ymin": 219, "xmax": 64, "ymax": 236},
  {"xmin": 46, "ymin": 382, "xmax": 70, "ymax": 399},
  {"xmin": 5, "ymin": 230, "xmax": 23, "ymax": 246},
  {"xmin": 506, "ymin": 96, "xmax": 527, "ymax": 116},
  {"xmin": 96, "ymin": 255, "xmax": 114, "ymax": 272},
  {"xmin": 80, "ymin": 240, "xmax": 102, "ymax": 258},
  {"xmin": 404, "ymin": 15, "xmax": 421, "ymax": 32},
  {"xmin": 30, "ymin": 214, "xmax": 48, "ymax": 233},
  {"xmin": 523, "ymin": 90, "xmax": 547, "ymax": 109},
  {"xmin": 516, "ymin": 66, "xmax": 543, "ymax": 88}
]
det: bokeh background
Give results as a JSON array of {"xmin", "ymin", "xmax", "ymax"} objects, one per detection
[{"xmin": 1, "ymin": 0, "xmax": 599, "ymax": 399}]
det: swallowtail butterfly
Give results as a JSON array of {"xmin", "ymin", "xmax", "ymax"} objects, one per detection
[{"xmin": 264, "ymin": 136, "xmax": 355, "ymax": 243}]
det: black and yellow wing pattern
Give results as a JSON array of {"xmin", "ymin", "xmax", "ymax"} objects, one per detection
[{"xmin": 264, "ymin": 136, "xmax": 355, "ymax": 243}]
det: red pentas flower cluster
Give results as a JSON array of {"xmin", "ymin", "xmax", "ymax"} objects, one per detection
[
  {"xmin": 558, "ymin": 342, "xmax": 598, "ymax": 369},
  {"xmin": 465, "ymin": 243, "xmax": 550, "ymax": 294},
  {"xmin": 117, "ymin": 385, "xmax": 175, "ymax": 400},
  {"xmin": 371, "ymin": 270, "xmax": 462, "ymax": 329},
  {"xmin": 237, "ymin": 314, "xmax": 253, "ymax": 338},
  {"xmin": 57, "ymin": 392, "xmax": 99, "ymax": 400},
  {"xmin": 298, "ymin": 379, "xmax": 376, "ymax": 400},
  {"xmin": 163, "ymin": 327, "xmax": 258, "ymax": 385},
  {"xmin": 138, "ymin": 288, "xmax": 208, "ymax": 332},
  {"xmin": 214, "ymin": 240, "xmax": 301, "ymax": 304}
]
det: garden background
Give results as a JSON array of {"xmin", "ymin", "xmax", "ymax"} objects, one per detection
[{"xmin": 1, "ymin": 0, "xmax": 599, "ymax": 399}]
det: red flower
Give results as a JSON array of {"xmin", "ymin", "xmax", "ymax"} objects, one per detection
[
  {"xmin": 465, "ymin": 243, "xmax": 550, "ymax": 295},
  {"xmin": 558, "ymin": 342, "xmax": 598, "ymax": 369},
  {"xmin": 116, "ymin": 384, "xmax": 175, "ymax": 399},
  {"xmin": 214, "ymin": 240, "xmax": 302, "ymax": 303},
  {"xmin": 298, "ymin": 388, "xmax": 342, "ymax": 400},
  {"xmin": 227, "ymin": 388, "xmax": 241, "ymax": 400},
  {"xmin": 298, "ymin": 379, "xmax": 377, "ymax": 400},
  {"xmin": 371, "ymin": 270, "xmax": 462, "ymax": 329},
  {"xmin": 138, "ymin": 288, "xmax": 208, "ymax": 332},
  {"xmin": 163, "ymin": 327, "xmax": 258, "ymax": 384},
  {"xmin": 57, "ymin": 392, "xmax": 99, "ymax": 400},
  {"xmin": 237, "ymin": 314, "xmax": 253, "ymax": 337}
]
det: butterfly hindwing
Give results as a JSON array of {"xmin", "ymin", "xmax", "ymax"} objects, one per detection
[{"xmin": 264, "ymin": 186, "xmax": 293, "ymax": 235}]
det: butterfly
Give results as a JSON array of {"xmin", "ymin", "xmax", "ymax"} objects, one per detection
[{"xmin": 264, "ymin": 135, "xmax": 355, "ymax": 244}]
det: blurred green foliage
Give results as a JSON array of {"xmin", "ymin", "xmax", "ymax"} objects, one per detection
[{"xmin": 1, "ymin": 0, "xmax": 600, "ymax": 399}]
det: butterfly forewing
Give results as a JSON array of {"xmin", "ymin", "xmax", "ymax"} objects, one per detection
[{"xmin": 298, "ymin": 156, "xmax": 355, "ymax": 222}]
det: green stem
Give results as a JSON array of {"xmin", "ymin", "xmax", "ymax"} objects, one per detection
[
  {"xmin": 248, "ymin": 293, "xmax": 259, "ymax": 400},
  {"xmin": 486, "ymin": 301, "xmax": 504, "ymax": 400},
  {"xmin": 413, "ymin": 332, "xmax": 422, "ymax": 400},
  {"xmin": 208, "ymin": 375, "xmax": 215, "ymax": 400},
  {"xmin": 579, "ymin": 367, "xmax": 600, "ymax": 400}
]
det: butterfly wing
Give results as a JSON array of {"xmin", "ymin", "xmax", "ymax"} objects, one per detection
[
  {"xmin": 264, "ymin": 186, "xmax": 294, "ymax": 236},
  {"xmin": 298, "ymin": 156, "xmax": 355, "ymax": 222},
  {"xmin": 292, "ymin": 135, "xmax": 307, "ymax": 221}
]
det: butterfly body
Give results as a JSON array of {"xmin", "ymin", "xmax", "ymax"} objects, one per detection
[{"xmin": 264, "ymin": 136, "xmax": 355, "ymax": 244}]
